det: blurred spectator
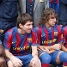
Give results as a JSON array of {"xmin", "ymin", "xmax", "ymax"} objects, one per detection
[
  {"xmin": 0, "ymin": 0, "xmax": 18, "ymax": 67},
  {"xmin": 49, "ymin": 0, "xmax": 59, "ymax": 14},
  {"xmin": 18, "ymin": 0, "xmax": 49, "ymax": 26},
  {"xmin": 58, "ymin": 0, "xmax": 67, "ymax": 27}
]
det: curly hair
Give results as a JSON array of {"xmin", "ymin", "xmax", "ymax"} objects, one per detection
[{"xmin": 37, "ymin": 8, "xmax": 57, "ymax": 26}]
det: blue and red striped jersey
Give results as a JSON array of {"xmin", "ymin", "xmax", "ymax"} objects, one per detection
[
  {"xmin": 63, "ymin": 26, "xmax": 67, "ymax": 48},
  {"xmin": 49, "ymin": 0, "xmax": 59, "ymax": 14},
  {"xmin": 4, "ymin": 27, "xmax": 37, "ymax": 56},
  {"xmin": 33, "ymin": 25, "xmax": 64, "ymax": 46}
]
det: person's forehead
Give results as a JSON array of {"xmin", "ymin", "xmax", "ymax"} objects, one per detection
[
  {"xmin": 49, "ymin": 13, "xmax": 56, "ymax": 18},
  {"xmin": 25, "ymin": 20, "xmax": 33, "ymax": 24}
]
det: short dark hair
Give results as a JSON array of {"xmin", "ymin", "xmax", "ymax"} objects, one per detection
[{"xmin": 17, "ymin": 13, "xmax": 33, "ymax": 28}]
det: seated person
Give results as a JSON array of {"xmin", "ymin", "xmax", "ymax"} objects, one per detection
[
  {"xmin": 62, "ymin": 26, "xmax": 67, "ymax": 67},
  {"xmin": 33, "ymin": 8, "xmax": 67, "ymax": 67},
  {"xmin": 3, "ymin": 13, "xmax": 41, "ymax": 67},
  {"xmin": 0, "ymin": 40, "xmax": 7, "ymax": 67}
]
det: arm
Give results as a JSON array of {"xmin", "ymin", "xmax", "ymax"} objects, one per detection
[
  {"xmin": 61, "ymin": 26, "xmax": 67, "ymax": 52},
  {"xmin": 38, "ymin": 43, "xmax": 61, "ymax": 51},
  {"xmin": 32, "ymin": 46, "xmax": 38, "ymax": 57},
  {"xmin": 29, "ymin": 46, "xmax": 41, "ymax": 67},
  {"xmin": 0, "ymin": 44, "xmax": 4, "ymax": 56},
  {"xmin": 0, "ymin": 40, "xmax": 4, "ymax": 55},
  {"xmin": 48, "ymin": 50, "xmax": 56, "ymax": 54},
  {"xmin": 43, "ymin": 47, "xmax": 56, "ymax": 54},
  {"xmin": 4, "ymin": 49, "xmax": 23, "ymax": 67},
  {"xmin": 28, "ymin": 31, "xmax": 41, "ymax": 67},
  {"xmin": 4, "ymin": 32, "xmax": 23, "ymax": 67},
  {"xmin": 38, "ymin": 45, "xmax": 56, "ymax": 54},
  {"xmin": 61, "ymin": 43, "xmax": 67, "ymax": 52}
]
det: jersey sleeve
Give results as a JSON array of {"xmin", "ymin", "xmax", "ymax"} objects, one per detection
[
  {"xmin": 4, "ymin": 31, "xmax": 12, "ymax": 50},
  {"xmin": 33, "ymin": 27, "xmax": 42, "ymax": 44},
  {"xmin": 63, "ymin": 26, "xmax": 67, "ymax": 46},
  {"xmin": 57, "ymin": 25, "xmax": 64, "ymax": 43},
  {"xmin": 32, "ymin": 31, "xmax": 38, "ymax": 46},
  {"xmin": 33, "ymin": 26, "xmax": 42, "ymax": 45}
]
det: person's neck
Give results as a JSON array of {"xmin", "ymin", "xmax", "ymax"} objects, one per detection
[
  {"xmin": 18, "ymin": 28, "xmax": 25, "ymax": 35},
  {"xmin": 45, "ymin": 23, "xmax": 52, "ymax": 29}
]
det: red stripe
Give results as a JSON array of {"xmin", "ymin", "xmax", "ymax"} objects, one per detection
[
  {"xmin": 24, "ymin": 34, "xmax": 28, "ymax": 53},
  {"xmin": 37, "ymin": 27, "xmax": 42, "ymax": 44},
  {"xmin": 30, "ymin": 0, "xmax": 32, "ymax": 3},
  {"xmin": 63, "ymin": 62, "xmax": 67, "ymax": 66},
  {"xmin": 6, "ymin": 29, "xmax": 12, "ymax": 48},
  {"xmin": 50, "ymin": 0, "xmax": 58, "ymax": 4},
  {"xmin": 57, "ymin": 26, "xmax": 61, "ymax": 42},
  {"xmin": 44, "ymin": 28, "xmax": 48, "ymax": 46},
  {"xmin": 24, "ymin": 34, "xmax": 28, "ymax": 46},
  {"xmin": 64, "ymin": 27, "xmax": 67, "ymax": 48},
  {"xmin": 56, "ymin": 0, "xmax": 58, "ymax": 4},
  {"xmin": 50, "ymin": 0, "xmax": 54, "ymax": 4},
  {"xmin": 52, "ymin": 28, "xmax": 54, "ymax": 45},
  {"xmin": 7, "ymin": 34, "xmax": 12, "ymax": 48},
  {"xmin": 41, "ymin": 64, "xmax": 49, "ymax": 67},
  {"xmin": 16, "ymin": 33, "xmax": 21, "ymax": 53},
  {"xmin": 32, "ymin": 32, "xmax": 37, "ymax": 44}
]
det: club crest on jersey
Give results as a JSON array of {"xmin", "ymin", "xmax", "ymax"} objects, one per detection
[
  {"xmin": 54, "ymin": 32, "xmax": 58, "ymax": 36},
  {"xmin": 27, "ymin": 38, "xmax": 32, "ymax": 42}
]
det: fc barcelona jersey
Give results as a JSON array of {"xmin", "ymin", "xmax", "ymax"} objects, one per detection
[
  {"xmin": 4, "ymin": 27, "xmax": 37, "ymax": 56},
  {"xmin": 33, "ymin": 25, "xmax": 64, "ymax": 46},
  {"xmin": 63, "ymin": 26, "xmax": 67, "ymax": 48}
]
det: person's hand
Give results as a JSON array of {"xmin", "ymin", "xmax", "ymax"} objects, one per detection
[
  {"xmin": 0, "ymin": 29, "xmax": 4, "ymax": 33},
  {"xmin": 29, "ymin": 56, "xmax": 41, "ymax": 67},
  {"xmin": 37, "ymin": 46, "xmax": 46, "ymax": 51},
  {"xmin": 11, "ymin": 56, "xmax": 23, "ymax": 67},
  {"xmin": 53, "ymin": 44, "xmax": 61, "ymax": 50},
  {"xmin": 0, "ymin": 44, "xmax": 4, "ymax": 55},
  {"xmin": 44, "ymin": 47, "xmax": 50, "ymax": 53}
]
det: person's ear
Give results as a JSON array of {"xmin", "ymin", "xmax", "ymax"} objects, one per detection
[{"xmin": 19, "ymin": 23, "xmax": 23, "ymax": 28}]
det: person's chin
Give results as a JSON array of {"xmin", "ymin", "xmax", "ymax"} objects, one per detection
[
  {"xmin": 27, "ymin": 31, "xmax": 31, "ymax": 33},
  {"xmin": 52, "ymin": 24, "xmax": 55, "ymax": 26}
]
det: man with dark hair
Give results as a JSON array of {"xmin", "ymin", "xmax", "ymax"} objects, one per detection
[{"xmin": 4, "ymin": 13, "xmax": 41, "ymax": 67}]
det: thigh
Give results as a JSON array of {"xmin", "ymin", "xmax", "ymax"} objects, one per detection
[
  {"xmin": 16, "ymin": 54, "xmax": 33, "ymax": 67},
  {"xmin": 50, "ymin": 50, "xmax": 61, "ymax": 65},
  {"xmin": 39, "ymin": 50, "xmax": 51, "ymax": 64}
]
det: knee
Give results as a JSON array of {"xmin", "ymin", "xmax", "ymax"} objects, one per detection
[
  {"xmin": 60, "ymin": 52, "xmax": 67, "ymax": 62},
  {"xmin": 40, "ymin": 53, "xmax": 51, "ymax": 64},
  {"xmin": 29, "ymin": 58, "xmax": 41, "ymax": 67}
]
